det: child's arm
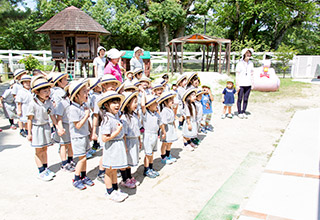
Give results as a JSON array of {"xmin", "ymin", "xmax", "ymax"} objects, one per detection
[
  {"xmin": 0, "ymin": 96, "xmax": 3, "ymax": 108},
  {"xmin": 140, "ymin": 91, "xmax": 146, "ymax": 115},
  {"xmin": 101, "ymin": 123, "xmax": 123, "ymax": 142},
  {"xmin": 221, "ymin": 94, "xmax": 225, "ymax": 103},
  {"xmin": 91, "ymin": 113, "xmax": 99, "ymax": 140},
  {"xmin": 50, "ymin": 114, "xmax": 57, "ymax": 127},
  {"xmin": 88, "ymin": 120, "xmax": 92, "ymax": 140},
  {"xmin": 73, "ymin": 108, "xmax": 90, "ymax": 130},
  {"xmin": 17, "ymin": 102, "xmax": 22, "ymax": 116},
  {"xmin": 56, "ymin": 116, "xmax": 66, "ymax": 136},
  {"xmin": 208, "ymin": 89, "xmax": 214, "ymax": 101},
  {"xmin": 27, "ymin": 115, "xmax": 33, "ymax": 142},
  {"xmin": 160, "ymin": 124, "xmax": 166, "ymax": 139},
  {"xmin": 186, "ymin": 116, "xmax": 192, "ymax": 131},
  {"xmin": 138, "ymin": 136, "xmax": 142, "ymax": 149}
]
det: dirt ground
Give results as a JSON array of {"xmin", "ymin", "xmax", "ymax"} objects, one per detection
[{"xmin": 1, "ymin": 77, "xmax": 320, "ymax": 220}]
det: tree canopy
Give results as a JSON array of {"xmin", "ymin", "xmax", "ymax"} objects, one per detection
[{"xmin": 0, "ymin": 0, "xmax": 319, "ymax": 54}]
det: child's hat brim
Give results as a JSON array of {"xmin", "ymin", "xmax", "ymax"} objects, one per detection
[
  {"xmin": 186, "ymin": 72, "xmax": 198, "ymax": 84},
  {"xmin": 120, "ymin": 91, "xmax": 139, "ymax": 111},
  {"xmin": 158, "ymin": 91, "xmax": 176, "ymax": 105},
  {"xmin": 89, "ymin": 78, "xmax": 101, "ymax": 90},
  {"xmin": 97, "ymin": 91, "xmax": 125, "ymax": 109},
  {"xmin": 20, "ymin": 75, "xmax": 32, "ymax": 83},
  {"xmin": 182, "ymin": 88, "xmax": 197, "ymax": 102},
  {"xmin": 14, "ymin": 69, "xmax": 27, "ymax": 79},
  {"xmin": 145, "ymin": 95, "xmax": 160, "ymax": 108},
  {"xmin": 52, "ymin": 73, "xmax": 68, "ymax": 85},
  {"xmin": 69, "ymin": 79, "xmax": 89, "ymax": 102},
  {"xmin": 99, "ymin": 75, "xmax": 121, "ymax": 88},
  {"xmin": 176, "ymin": 74, "xmax": 187, "ymax": 85},
  {"xmin": 31, "ymin": 78, "xmax": 53, "ymax": 92}
]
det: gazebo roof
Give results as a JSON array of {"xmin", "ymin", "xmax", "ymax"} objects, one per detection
[
  {"xmin": 35, "ymin": 6, "xmax": 110, "ymax": 35},
  {"xmin": 167, "ymin": 34, "xmax": 231, "ymax": 46}
]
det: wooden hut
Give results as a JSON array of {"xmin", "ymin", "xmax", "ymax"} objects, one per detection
[
  {"xmin": 167, "ymin": 34, "xmax": 231, "ymax": 74},
  {"xmin": 35, "ymin": 6, "xmax": 110, "ymax": 77}
]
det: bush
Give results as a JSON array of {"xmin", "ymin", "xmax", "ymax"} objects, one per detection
[
  {"xmin": 36, "ymin": 64, "xmax": 54, "ymax": 72},
  {"xmin": 274, "ymin": 44, "xmax": 298, "ymax": 78},
  {"xmin": 18, "ymin": 54, "xmax": 40, "ymax": 71}
]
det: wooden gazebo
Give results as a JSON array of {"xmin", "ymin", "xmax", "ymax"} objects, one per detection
[
  {"xmin": 35, "ymin": 6, "xmax": 110, "ymax": 77},
  {"xmin": 166, "ymin": 34, "xmax": 231, "ymax": 74}
]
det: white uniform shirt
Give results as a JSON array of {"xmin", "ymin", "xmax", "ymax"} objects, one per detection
[
  {"xmin": 55, "ymin": 98, "xmax": 70, "ymax": 123},
  {"xmin": 26, "ymin": 97, "xmax": 54, "ymax": 125},
  {"xmin": 160, "ymin": 107, "xmax": 175, "ymax": 125},
  {"xmin": 69, "ymin": 102, "xmax": 90, "ymax": 138},
  {"xmin": 121, "ymin": 113, "xmax": 141, "ymax": 138},
  {"xmin": 93, "ymin": 56, "xmax": 106, "ymax": 78}
]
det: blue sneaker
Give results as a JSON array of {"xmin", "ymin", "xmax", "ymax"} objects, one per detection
[
  {"xmin": 178, "ymin": 125, "xmax": 183, "ymax": 130},
  {"xmin": 45, "ymin": 168, "xmax": 56, "ymax": 178},
  {"xmin": 168, "ymin": 155, "xmax": 177, "ymax": 163},
  {"xmin": 88, "ymin": 149, "xmax": 96, "ymax": 155},
  {"xmin": 86, "ymin": 151, "xmax": 93, "ymax": 159},
  {"xmin": 151, "ymin": 169, "xmax": 159, "ymax": 176},
  {"xmin": 200, "ymin": 127, "xmax": 207, "ymax": 134},
  {"xmin": 161, "ymin": 157, "xmax": 173, "ymax": 165},
  {"xmin": 206, "ymin": 126, "xmax": 213, "ymax": 132},
  {"xmin": 144, "ymin": 169, "xmax": 156, "ymax": 178},
  {"xmin": 82, "ymin": 176, "xmax": 94, "ymax": 186},
  {"xmin": 73, "ymin": 179, "xmax": 86, "ymax": 190}
]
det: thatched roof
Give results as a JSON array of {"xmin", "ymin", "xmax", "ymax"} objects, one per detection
[
  {"xmin": 35, "ymin": 6, "xmax": 110, "ymax": 34},
  {"xmin": 167, "ymin": 34, "xmax": 231, "ymax": 46}
]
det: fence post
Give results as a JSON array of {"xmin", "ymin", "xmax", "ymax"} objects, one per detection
[
  {"xmin": 43, "ymin": 51, "xmax": 47, "ymax": 66},
  {"xmin": 8, "ymin": 50, "xmax": 13, "ymax": 72}
]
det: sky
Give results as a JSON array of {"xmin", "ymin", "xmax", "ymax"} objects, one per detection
[{"xmin": 17, "ymin": 0, "xmax": 37, "ymax": 11}]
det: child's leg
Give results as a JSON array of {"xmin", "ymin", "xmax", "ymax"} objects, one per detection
[
  {"xmin": 41, "ymin": 146, "xmax": 48, "ymax": 167},
  {"xmin": 111, "ymin": 169, "xmax": 118, "ymax": 190},
  {"xmin": 120, "ymin": 167, "xmax": 128, "ymax": 182},
  {"xmin": 223, "ymin": 106, "xmax": 227, "ymax": 114},
  {"xmin": 9, "ymin": 118, "xmax": 14, "ymax": 125},
  {"xmin": 18, "ymin": 120, "xmax": 23, "ymax": 130},
  {"xmin": 98, "ymin": 157, "xmax": 105, "ymax": 176},
  {"xmin": 160, "ymin": 142, "xmax": 167, "ymax": 158},
  {"xmin": 104, "ymin": 168, "xmax": 113, "ymax": 189},
  {"xmin": 60, "ymin": 144, "xmax": 67, "ymax": 165},
  {"xmin": 228, "ymin": 106, "xmax": 232, "ymax": 114},
  {"xmin": 74, "ymin": 155, "xmax": 86, "ymax": 178},
  {"xmin": 35, "ymin": 148, "xmax": 44, "ymax": 172},
  {"xmin": 126, "ymin": 167, "xmax": 132, "ymax": 179},
  {"xmin": 66, "ymin": 144, "xmax": 74, "ymax": 162}
]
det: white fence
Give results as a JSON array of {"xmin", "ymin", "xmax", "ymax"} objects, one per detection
[{"xmin": 0, "ymin": 49, "xmax": 294, "ymax": 75}]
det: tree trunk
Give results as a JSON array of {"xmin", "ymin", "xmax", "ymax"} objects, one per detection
[
  {"xmin": 159, "ymin": 23, "xmax": 170, "ymax": 52},
  {"xmin": 174, "ymin": 25, "xmax": 185, "ymax": 52}
]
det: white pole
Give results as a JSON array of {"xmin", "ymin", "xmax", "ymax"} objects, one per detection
[
  {"xmin": 8, "ymin": 50, "xmax": 13, "ymax": 72},
  {"xmin": 43, "ymin": 51, "xmax": 47, "ymax": 66}
]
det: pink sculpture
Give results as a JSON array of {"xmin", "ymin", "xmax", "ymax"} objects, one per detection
[{"xmin": 252, "ymin": 60, "xmax": 280, "ymax": 92}]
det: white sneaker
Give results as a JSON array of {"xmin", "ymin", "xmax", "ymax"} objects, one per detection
[
  {"xmin": 117, "ymin": 190, "xmax": 129, "ymax": 200},
  {"xmin": 238, "ymin": 114, "xmax": 244, "ymax": 119},
  {"xmin": 221, "ymin": 114, "xmax": 226, "ymax": 119},
  {"xmin": 190, "ymin": 142, "xmax": 198, "ymax": 148},
  {"xmin": 106, "ymin": 190, "xmax": 126, "ymax": 202},
  {"xmin": 244, "ymin": 114, "xmax": 248, "ymax": 119},
  {"xmin": 38, "ymin": 171, "xmax": 53, "ymax": 181},
  {"xmin": 227, "ymin": 113, "xmax": 233, "ymax": 118},
  {"xmin": 184, "ymin": 144, "xmax": 194, "ymax": 152},
  {"xmin": 45, "ymin": 168, "xmax": 56, "ymax": 178}
]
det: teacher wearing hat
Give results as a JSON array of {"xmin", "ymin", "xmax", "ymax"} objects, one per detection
[
  {"xmin": 130, "ymin": 46, "xmax": 144, "ymax": 74},
  {"xmin": 104, "ymin": 48, "xmax": 124, "ymax": 82}
]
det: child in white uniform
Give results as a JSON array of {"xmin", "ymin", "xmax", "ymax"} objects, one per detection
[
  {"xmin": 158, "ymin": 91, "xmax": 178, "ymax": 165},
  {"xmin": 141, "ymin": 93, "xmax": 162, "ymax": 178},
  {"xmin": 0, "ymin": 80, "xmax": 17, "ymax": 130},
  {"xmin": 98, "ymin": 91, "xmax": 129, "ymax": 202},
  {"xmin": 16, "ymin": 75, "xmax": 32, "ymax": 137},
  {"xmin": 176, "ymin": 74, "xmax": 187, "ymax": 129},
  {"xmin": 182, "ymin": 88, "xmax": 198, "ymax": 151},
  {"xmin": 26, "ymin": 78, "xmax": 56, "ymax": 181},
  {"xmin": 68, "ymin": 79, "xmax": 94, "ymax": 190},
  {"xmin": 120, "ymin": 91, "xmax": 141, "ymax": 187}
]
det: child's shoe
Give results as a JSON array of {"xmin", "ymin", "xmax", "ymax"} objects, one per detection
[
  {"xmin": 178, "ymin": 125, "xmax": 183, "ymax": 130},
  {"xmin": 200, "ymin": 127, "xmax": 207, "ymax": 134},
  {"xmin": 130, "ymin": 177, "xmax": 140, "ymax": 186},
  {"xmin": 117, "ymin": 190, "xmax": 129, "ymax": 199},
  {"xmin": 70, "ymin": 160, "xmax": 76, "ymax": 168},
  {"xmin": 20, "ymin": 130, "xmax": 26, "ymax": 137},
  {"xmin": 206, "ymin": 126, "xmax": 213, "ymax": 132},
  {"xmin": 73, "ymin": 179, "xmax": 86, "ymax": 190},
  {"xmin": 61, "ymin": 163, "xmax": 75, "ymax": 172},
  {"xmin": 0, "ymin": 128, "xmax": 2, "ymax": 132},
  {"xmin": 144, "ymin": 169, "xmax": 156, "ymax": 178},
  {"xmin": 117, "ymin": 170, "xmax": 121, "ymax": 177},
  {"xmin": 221, "ymin": 114, "xmax": 226, "ymax": 119},
  {"xmin": 184, "ymin": 144, "xmax": 194, "ymax": 152},
  {"xmin": 161, "ymin": 157, "xmax": 173, "ymax": 165},
  {"xmin": 227, "ymin": 113, "xmax": 233, "ymax": 118},
  {"xmin": 238, "ymin": 113, "xmax": 244, "ymax": 119},
  {"xmin": 120, "ymin": 179, "xmax": 136, "ymax": 189},
  {"xmin": 168, "ymin": 155, "xmax": 177, "ymax": 163},
  {"xmin": 92, "ymin": 142, "xmax": 100, "ymax": 151},
  {"xmin": 97, "ymin": 173, "xmax": 105, "ymax": 183},
  {"xmin": 244, "ymin": 113, "xmax": 248, "ymax": 119},
  {"xmin": 190, "ymin": 142, "xmax": 198, "ymax": 148},
  {"xmin": 88, "ymin": 149, "xmax": 96, "ymax": 155},
  {"xmin": 86, "ymin": 151, "xmax": 93, "ymax": 159},
  {"xmin": 106, "ymin": 190, "xmax": 126, "ymax": 202},
  {"xmin": 82, "ymin": 176, "xmax": 95, "ymax": 186},
  {"xmin": 150, "ymin": 169, "xmax": 159, "ymax": 176},
  {"xmin": 192, "ymin": 138, "xmax": 200, "ymax": 145},
  {"xmin": 38, "ymin": 171, "xmax": 53, "ymax": 181},
  {"xmin": 45, "ymin": 168, "xmax": 56, "ymax": 178},
  {"xmin": 10, "ymin": 125, "xmax": 17, "ymax": 130}
]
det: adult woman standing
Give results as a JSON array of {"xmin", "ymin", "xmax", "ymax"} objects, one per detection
[
  {"xmin": 236, "ymin": 48, "xmax": 254, "ymax": 119},
  {"xmin": 93, "ymin": 46, "xmax": 106, "ymax": 78},
  {"xmin": 104, "ymin": 48, "xmax": 124, "ymax": 82},
  {"xmin": 130, "ymin": 47, "xmax": 144, "ymax": 74}
]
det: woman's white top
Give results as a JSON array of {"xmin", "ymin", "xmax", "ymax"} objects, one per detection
[
  {"xmin": 93, "ymin": 56, "xmax": 106, "ymax": 78},
  {"xmin": 236, "ymin": 59, "xmax": 254, "ymax": 87},
  {"xmin": 130, "ymin": 57, "xmax": 144, "ymax": 73}
]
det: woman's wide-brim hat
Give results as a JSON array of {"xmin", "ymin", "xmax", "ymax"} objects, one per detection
[
  {"xmin": 89, "ymin": 78, "xmax": 101, "ymax": 90},
  {"xmin": 134, "ymin": 46, "xmax": 144, "ymax": 54},
  {"xmin": 176, "ymin": 74, "xmax": 187, "ymax": 85},
  {"xmin": 31, "ymin": 78, "xmax": 53, "ymax": 92},
  {"xmin": 69, "ymin": 79, "xmax": 89, "ymax": 102},
  {"xmin": 107, "ymin": 48, "xmax": 125, "ymax": 59},
  {"xmin": 97, "ymin": 46, "xmax": 106, "ymax": 56},
  {"xmin": 145, "ymin": 94, "xmax": 160, "ymax": 108},
  {"xmin": 20, "ymin": 75, "xmax": 32, "ymax": 83},
  {"xmin": 52, "ymin": 72, "xmax": 68, "ymax": 85},
  {"xmin": 14, "ymin": 69, "xmax": 27, "ymax": 80},
  {"xmin": 97, "ymin": 91, "xmax": 125, "ymax": 109},
  {"xmin": 120, "ymin": 91, "xmax": 139, "ymax": 111},
  {"xmin": 182, "ymin": 88, "xmax": 197, "ymax": 102},
  {"xmin": 241, "ymin": 48, "xmax": 254, "ymax": 58},
  {"xmin": 158, "ymin": 91, "xmax": 176, "ymax": 105},
  {"xmin": 100, "ymin": 74, "xmax": 121, "ymax": 88},
  {"xmin": 186, "ymin": 72, "xmax": 198, "ymax": 85}
]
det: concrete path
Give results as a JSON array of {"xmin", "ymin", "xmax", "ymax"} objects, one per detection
[{"xmin": 238, "ymin": 108, "xmax": 320, "ymax": 220}]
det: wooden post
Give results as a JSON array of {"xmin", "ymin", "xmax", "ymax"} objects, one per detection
[
  {"xmin": 227, "ymin": 43, "xmax": 231, "ymax": 74},
  {"xmin": 206, "ymin": 44, "xmax": 209, "ymax": 71},
  {"xmin": 218, "ymin": 43, "xmax": 222, "ymax": 73},
  {"xmin": 214, "ymin": 44, "xmax": 218, "ymax": 72},
  {"xmin": 207, "ymin": 44, "xmax": 215, "ymax": 71},
  {"xmin": 174, "ymin": 43, "xmax": 178, "ymax": 72},
  {"xmin": 180, "ymin": 43, "xmax": 184, "ymax": 74}
]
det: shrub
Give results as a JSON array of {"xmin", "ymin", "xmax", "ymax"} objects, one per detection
[{"xmin": 18, "ymin": 54, "xmax": 40, "ymax": 71}]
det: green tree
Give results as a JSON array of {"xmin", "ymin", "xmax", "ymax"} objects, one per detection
[{"xmin": 274, "ymin": 43, "xmax": 297, "ymax": 78}]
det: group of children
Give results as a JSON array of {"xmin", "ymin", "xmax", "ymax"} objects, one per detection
[{"xmin": 0, "ymin": 68, "xmax": 239, "ymax": 202}]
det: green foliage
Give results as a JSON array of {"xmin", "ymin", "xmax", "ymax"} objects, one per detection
[
  {"xmin": 36, "ymin": 64, "xmax": 54, "ymax": 72},
  {"xmin": 274, "ymin": 44, "xmax": 298, "ymax": 78},
  {"xmin": 18, "ymin": 54, "xmax": 40, "ymax": 71}
]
